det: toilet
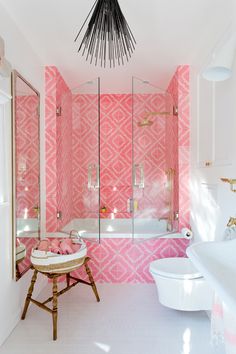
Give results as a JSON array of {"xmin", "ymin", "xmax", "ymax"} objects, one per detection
[{"xmin": 149, "ymin": 257, "xmax": 214, "ymax": 311}]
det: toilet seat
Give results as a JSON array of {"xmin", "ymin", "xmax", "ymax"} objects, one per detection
[{"xmin": 150, "ymin": 257, "xmax": 202, "ymax": 280}]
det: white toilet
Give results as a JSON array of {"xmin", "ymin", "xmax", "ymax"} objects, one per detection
[{"xmin": 149, "ymin": 257, "xmax": 214, "ymax": 311}]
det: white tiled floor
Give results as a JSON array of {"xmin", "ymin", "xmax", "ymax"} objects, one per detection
[{"xmin": 0, "ymin": 284, "xmax": 225, "ymax": 354}]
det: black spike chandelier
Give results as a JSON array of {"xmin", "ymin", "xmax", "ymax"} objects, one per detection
[{"xmin": 74, "ymin": 0, "xmax": 136, "ymax": 68}]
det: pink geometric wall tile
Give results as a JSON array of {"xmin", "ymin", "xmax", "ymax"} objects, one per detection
[
  {"xmin": 45, "ymin": 66, "xmax": 73, "ymax": 231},
  {"xmin": 70, "ymin": 237, "xmax": 189, "ymax": 283},
  {"xmin": 15, "ymin": 96, "xmax": 39, "ymax": 218},
  {"xmin": 167, "ymin": 65, "xmax": 190, "ymax": 230},
  {"xmin": 168, "ymin": 239, "xmax": 190, "ymax": 258}
]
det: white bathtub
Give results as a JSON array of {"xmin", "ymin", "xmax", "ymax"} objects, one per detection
[
  {"xmin": 59, "ymin": 218, "xmax": 182, "ymax": 239},
  {"xmin": 16, "ymin": 218, "xmax": 39, "ymax": 238}
]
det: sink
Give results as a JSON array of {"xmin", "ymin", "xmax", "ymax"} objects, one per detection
[{"xmin": 186, "ymin": 239, "xmax": 236, "ymax": 316}]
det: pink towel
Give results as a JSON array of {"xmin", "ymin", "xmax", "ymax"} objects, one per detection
[
  {"xmin": 59, "ymin": 239, "xmax": 74, "ymax": 254},
  {"xmin": 36, "ymin": 238, "xmax": 50, "ymax": 251},
  {"xmin": 36, "ymin": 238, "xmax": 79, "ymax": 255}
]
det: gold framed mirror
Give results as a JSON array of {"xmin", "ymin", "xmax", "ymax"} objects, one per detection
[{"xmin": 11, "ymin": 70, "xmax": 40, "ymax": 280}]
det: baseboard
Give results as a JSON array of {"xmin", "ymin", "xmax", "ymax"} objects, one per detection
[
  {"xmin": 0, "ymin": 273, "xmax": 47, "ymax": 347},
  {"xmin": 0, "ymin": 309, "xmax": 21, "ymax": 347}
]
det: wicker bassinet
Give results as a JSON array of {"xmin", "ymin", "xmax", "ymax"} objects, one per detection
[
  {"xmin": 16, "ymin": 242, "xmax": 26, "ymax": 264},
  {"xmin": 31, "ymin": 237, "xmax": 87, "ymax": 274}
]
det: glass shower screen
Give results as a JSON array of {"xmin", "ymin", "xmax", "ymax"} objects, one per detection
[
  {"xmin": 132, "ymin": 77, "xmax": 179, "ymax": 241},
  {"xmin": 59, "ymin": 78, "xmax": 100, "ymax": 242}
]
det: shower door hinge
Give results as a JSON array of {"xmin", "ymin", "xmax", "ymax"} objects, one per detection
[
  {"xmin": 173, "ymin": 105, "xmax": 178, "ymax": 116},
  {"xmin": 174, "ymin": 211, "xmax": 179, "ymax": 221},
  {"xmin": 57, "ymin": 210, "xmax": 62, "ymax": 220},
  {"xmin": 56, "ymin": 106, "xmax": 62, "ymax": 117}
]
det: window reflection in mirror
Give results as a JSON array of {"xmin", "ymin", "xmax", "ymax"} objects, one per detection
[{"xmin": 12, "ymin": 70, "xmax": 40, "ymax": 280}]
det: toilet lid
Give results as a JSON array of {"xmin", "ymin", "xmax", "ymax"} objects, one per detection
[{"xmin": 149, "ymin": 257, "xmax": 202, "ymax": 279}]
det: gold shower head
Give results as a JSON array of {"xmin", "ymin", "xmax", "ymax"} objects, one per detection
[
  {"xmin": 137, "ymin": 117, "xmax": 154, "ymax": 127},
  {"xmin": 137, "ymin": 111, "xmax": 170, "ymax": 127}
]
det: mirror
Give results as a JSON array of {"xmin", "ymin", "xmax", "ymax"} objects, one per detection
[{"xmin": 12, "ymin": 70, "xmax": 40, "ymax": 280}]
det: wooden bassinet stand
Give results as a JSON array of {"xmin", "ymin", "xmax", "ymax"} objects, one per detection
[{"xmin": 21, "ymin": 238, "xmax": 100, "ymax": 341}]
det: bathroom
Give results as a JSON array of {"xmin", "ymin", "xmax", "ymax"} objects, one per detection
[{"xmin": 0, "ymin": 0, "xmax": 236, "ymax": 353}]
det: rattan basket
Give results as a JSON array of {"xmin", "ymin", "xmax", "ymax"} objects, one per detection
[{"xmin": 31, "ymin": 238, "xmax": 87, "ymax": 274}]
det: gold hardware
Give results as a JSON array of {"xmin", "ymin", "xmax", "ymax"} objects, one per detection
[
  {"xmin": 173, "ymin": 105, "xmax": 178, "ymax": 116},
  {"xmin": 56, "ymin": 106, "xmax": 62, "ymax": 117},
  {"xmin": 205, "ymin": 161, "xmax": 212, "ymax": 167},
  {"xmin": 174, "ymin": 211, "xmax": 179, "ymax": 221},
  {"xmin": 221, "ymin": 178, "xmax": 236, "ymax": 192},
  {"xmin": 33, "ymin": 205, "xmax": 40, "ymax": 213},
  {"xmin": 137, "ymin": 109, "xmax": 178, "ymax": 127},
  {"xmin": 227, "ymin": 217, "xmax": 236, "ymax": 227},
  {"xmin": 165, "ymin": 168, "xmax": 175, "ymax": 175},
  {"xmin": 56, "ymin": 210, "xmax": 62, "ymax": 220},
  {"xmin": 164, "ymin": 168, "xmax": 176, "ymax": 232}
]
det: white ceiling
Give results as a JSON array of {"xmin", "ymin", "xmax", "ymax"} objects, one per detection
[{"xmin": 0, "ymin": 0, "xmax": 235, "ymax": 93}]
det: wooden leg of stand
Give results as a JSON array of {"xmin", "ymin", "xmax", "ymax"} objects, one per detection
[
  {"xmin": 84, "ymin": 261, "xmax": 100, "ymax": 302},
  {"xmin": 66, "ymin": 273, "xmax": 70, "ymax": 288},
  {"xmin": 21, "ymin": 269, "xmax": 38, "ymax": 320},
  {"xmin": 52, "ymin": 276, "xmax": 58, "ymax": 340},
  {"xmin": 16, "ymin": 264, "xmax": 21, "ymax": 280}
]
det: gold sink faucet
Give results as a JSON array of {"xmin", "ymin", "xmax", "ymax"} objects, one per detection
[{"xmin": 227, "ymin": 217, "xmax": 236, "ymax": 227}]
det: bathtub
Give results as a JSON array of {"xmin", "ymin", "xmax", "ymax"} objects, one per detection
[
  {"xmin": 16, "ymin": 218, "xmax": 39, "ymax": 237},
  {"xmin": 60, "ymin": 218, "xmax": 182, "ymax": 239}
]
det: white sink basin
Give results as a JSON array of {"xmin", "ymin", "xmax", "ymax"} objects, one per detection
[{"xmin": 187, "ymin": 239, "xmax": 236, "ymax": 316}]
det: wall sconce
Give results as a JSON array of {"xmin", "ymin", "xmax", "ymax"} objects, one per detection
[{"xmin": 202, "ymin": 33, "xmax": 236, "ymax": 82}]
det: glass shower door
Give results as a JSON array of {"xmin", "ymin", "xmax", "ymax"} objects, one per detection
[
  {"xmin": 59, "ymin": 78, "xmax": 100, "ymax": 242},
  {"xmin": 132, "ymin": 77, "xmax": 179, "ymax": 241},
  {"xmin": 73, "ymin": 78, "xmax": 100, "ymax": 242}
]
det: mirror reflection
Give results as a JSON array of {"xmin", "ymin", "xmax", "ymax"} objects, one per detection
[{"xmin": 12, "ymin": 70, "xmax": 40, "ymax": 280}]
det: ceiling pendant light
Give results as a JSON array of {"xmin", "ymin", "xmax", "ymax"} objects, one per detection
[{"xmin": 74, "ymin": 0, "xmax": 136, "ymax": 68}]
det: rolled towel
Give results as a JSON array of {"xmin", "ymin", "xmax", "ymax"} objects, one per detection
[
  {"xmin": 51, "ymin": 239, "xmax": 60, "ymax": 248},
  {"xmin": 36, "ymin": 238, "xmax": 50, "ymax": 251},
  {"xmin": 60, "ymin": 239, "xmax": 74, "ymax": 254}
]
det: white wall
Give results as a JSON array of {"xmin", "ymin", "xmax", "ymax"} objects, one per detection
[
  {"xmin": 0, "ymin": 3, "xmax": 46, "ymax": 346},
  {"xmin": 190, "ymin": 42, "xmax": 236, "ymax": 242}
]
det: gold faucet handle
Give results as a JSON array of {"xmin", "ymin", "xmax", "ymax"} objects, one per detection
[
  {"xmin": 227, "ymin": 217, "xmax": 236, "ymax": 227},
  {"xmin": 33, "ymin": 205, "xmax": 40, "ymax": 214}
]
